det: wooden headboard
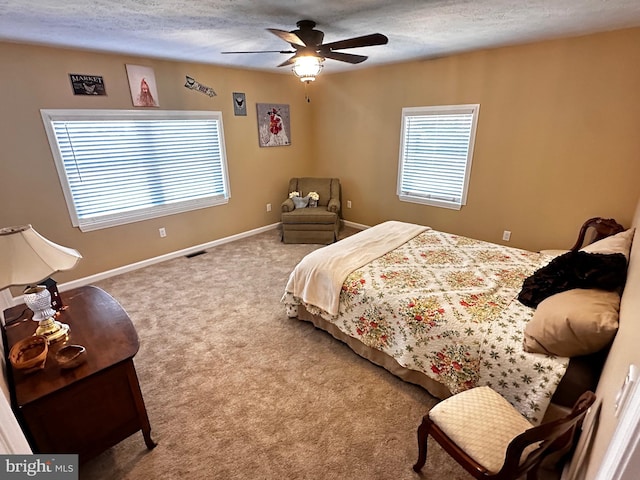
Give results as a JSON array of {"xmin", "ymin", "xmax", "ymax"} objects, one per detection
[{"xmin": 566, "ymin": 198, "xmax": 640, "ymax": 479}]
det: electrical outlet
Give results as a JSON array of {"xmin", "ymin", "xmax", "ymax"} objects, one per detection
[
  {"xmin": 347, "ymin": 200, "xmax": 352, "ymax": 208},
  {"xmin": 266, "ymin": 203, "xmax": 272, "ymax": 212},
  {"xmin": 159, "ymin": 227, "xmax": 166, "ymax": 238},
  {"xmin": 502, "ymin": 230, "xmax": 511, "ymax": 241}
]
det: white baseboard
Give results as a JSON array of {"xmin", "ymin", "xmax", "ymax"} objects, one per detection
[
  {"xmin": 343, "ymin": 219, "xmax": 370, "ymax": 230},
  {"xmin": 4, "ymin": 220, "xmax": 369, "ymax": 307},
  {"xmin": 4, "ymin": 223, "xmax": 280, "ymax": 306}
]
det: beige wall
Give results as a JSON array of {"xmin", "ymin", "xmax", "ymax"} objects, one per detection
[
  {"xmin": 311, "ymin": 27, "xmax": 640, "ymax": 252},
  {"xmin": 1, "ymin": 27, "xmax": 640, "ymax": 285},
  {"xmin": 0, "ymin": 43, "xmax": 315, "ymax": 284}
]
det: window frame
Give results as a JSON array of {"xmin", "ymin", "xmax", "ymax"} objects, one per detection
[
  {"xmin": 41, "ymin": 109, "xmax": 231, "ymax": 232},
  {"xmin": 397, "ymin": 104, "xmax": 480, "ymax": 210}
]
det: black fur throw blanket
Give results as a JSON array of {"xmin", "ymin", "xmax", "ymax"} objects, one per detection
[{"xmin": 518, "ymin": 251, "xmax": 628, "ymax": 308}]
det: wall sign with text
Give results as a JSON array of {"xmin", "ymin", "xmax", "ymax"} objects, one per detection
[{"xmin": 69, "ymin": 74, "xmax": 106, "ymax": 96}]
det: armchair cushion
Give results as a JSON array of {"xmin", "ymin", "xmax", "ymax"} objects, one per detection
[
  {"xmin": 288, "ymin": 177, "xmax": 340, "ymax": 209},
  {"xmin": 294, "ymin": 178, "xmax": 329, "ymax": 206},
  {"xmin": 282, "ymin": 208, "xmax": 338, "ymax": 225}
]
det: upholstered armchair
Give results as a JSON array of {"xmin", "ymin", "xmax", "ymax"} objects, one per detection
[{"xmin": 281, "ymin": 177, "xmax": 341, "ymax": 244}]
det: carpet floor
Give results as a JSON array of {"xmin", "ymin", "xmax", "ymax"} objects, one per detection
[{"xmin": 79, "ymin": 226, "xmax": 562, "ymax": 480}]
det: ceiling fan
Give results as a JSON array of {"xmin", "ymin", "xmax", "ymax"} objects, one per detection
[{"xmin": 222, "ymin": 19, "xmax": 388, "ymax": 70}]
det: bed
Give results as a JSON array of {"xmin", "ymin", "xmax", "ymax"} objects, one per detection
[{"xmin": 282, "ymin": 220, "xmax": 634, "ymax": 424}]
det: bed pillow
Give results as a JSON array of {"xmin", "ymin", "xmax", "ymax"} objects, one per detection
[
  {"xmin": 523, "ymin": 289, "xmax": 620, "ymax": 357},
  {"xmin": 580, "ymin": 228, "xmax": 635, "ymax": 260},
  {"xmin": 517, "ymin": 251, "xmax": 627, "ymax": 308},
  {"xmin": 292, "ymin": 196, "xmax": 309, "ymax": 209}
]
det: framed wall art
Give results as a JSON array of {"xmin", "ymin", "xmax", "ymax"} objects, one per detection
[
  {"xmin": 125, "ymin": 64, "xmax": 160, "ymax": 107},
  {"xmin": 69, "ymin": 74, "xmax": 107, "ymax": 95},
  {"xmin": 233, "ymin": 92, "xmax": 247, "ymax": 116},
  {"xmin": 256, "ymin": 103, "xmax": 290, "ymax": 147}
]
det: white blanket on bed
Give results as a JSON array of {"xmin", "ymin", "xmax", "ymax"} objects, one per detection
[{"xmin": 284, "ymin": 221, "xmax": 429, "ymax": 316}]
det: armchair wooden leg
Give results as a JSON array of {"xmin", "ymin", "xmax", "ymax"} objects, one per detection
[{"xmin": 413, "ymin": 416, "xmax": 430, "ymax": 472}]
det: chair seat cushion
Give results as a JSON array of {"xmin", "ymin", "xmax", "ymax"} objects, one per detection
[
  {"xmin": 282, "ymin": 208, "xmax": 337, "ymax": 225},
  {"xmin": 428, "ymin": 386, "xmax": 533, "ymax": 474}
]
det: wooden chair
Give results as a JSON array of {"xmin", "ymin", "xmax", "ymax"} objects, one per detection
[
  {"xmin": 412, "ymin": 387, "xmax": 595, "ymax": 479},
  {"xmin": 570, "ymin": 217, "xmax": 624, "ymax": 251}
]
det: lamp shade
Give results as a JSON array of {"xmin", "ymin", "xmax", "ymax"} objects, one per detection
[{"xmin": 0, "ymin": 225, "xmax": 82, "ymax": 289}]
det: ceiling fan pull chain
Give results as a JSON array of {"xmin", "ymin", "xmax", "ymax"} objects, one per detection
[{"xmin": 305, "ymin": 81, "xmax": 311, "ymax": 103}]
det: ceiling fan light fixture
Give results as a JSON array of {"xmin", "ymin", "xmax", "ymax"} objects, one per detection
[{"xmin": 292, "ymin": 56, "xmax": 324, "ymax": 83}]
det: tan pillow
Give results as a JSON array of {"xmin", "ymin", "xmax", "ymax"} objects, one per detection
[
  {"xmin": 523, "ymin": 289, "xmax": 620, "ymax": 357},
  {"xmin": 581, "ymin": 228, "xmax": 635, "ymax": 260}
]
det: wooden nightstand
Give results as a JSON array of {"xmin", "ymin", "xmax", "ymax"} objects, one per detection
[{"xmin": 2, "ymin": 285, "xmax": 156, "ymax": 462}]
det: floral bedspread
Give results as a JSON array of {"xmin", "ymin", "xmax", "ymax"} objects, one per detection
[{"xmin": 284, "ymin": 229, "xmax": 568, "ymax": 423}]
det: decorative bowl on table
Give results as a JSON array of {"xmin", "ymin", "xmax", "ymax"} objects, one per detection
[
  {"xmin": 9, "ymin": 335, "xmax": 48, "ymax": 373},
  {"xmin": 55, "ymin": 344, "xmax": 87, "ymax": 369}
]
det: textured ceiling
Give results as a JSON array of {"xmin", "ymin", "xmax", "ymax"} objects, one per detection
[{"xmin": 2, "ymin": 0, "xmax": 640, "ymax": 74}]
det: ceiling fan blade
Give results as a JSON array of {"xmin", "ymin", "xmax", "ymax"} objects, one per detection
[
  {"xmin": 221, "ymin": 50, "xmax": 295, "ymax": 54},
  {"xmin": 323, "ymin": 51, "xmax": 368, "ymax": 64},
  {"xmin": 267, "ymin": 28, "xmax": 306, "ymax": 47},
  {"xmin": 277, "ymin": 55, "xmax": 299, "ymax": 67},
  {"xmin": 321, "ymin": 33, "xmax": 388, "ymax": 51}
]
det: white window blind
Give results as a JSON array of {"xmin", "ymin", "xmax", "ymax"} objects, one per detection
[
  {"xmin": 41, "ymin": 109, "xmax": 230, "ymax": 232},
  {"xmin": 397, "ymin": 104, "xmax": 479, "ymax": 210}
]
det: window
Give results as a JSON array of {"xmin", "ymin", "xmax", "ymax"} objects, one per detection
[
  {"xmin": 397, "ymin": 104, "xmax": 479, "ymax": 210},
  {"xmin": 41, "ymin": 109, "xmax": 230, "ymax": 232}
]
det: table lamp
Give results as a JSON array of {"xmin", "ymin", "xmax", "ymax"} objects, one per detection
[{"xmin": 0, "ymin": 225, "xmax": 82, "ymax": 343}]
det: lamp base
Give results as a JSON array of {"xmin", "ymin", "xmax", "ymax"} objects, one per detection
[{"xmin": 35, "ymin": 317, "xmax": 70, "ymax": 344}]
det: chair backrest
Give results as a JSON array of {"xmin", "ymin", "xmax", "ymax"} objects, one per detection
[
  {"xmin": 570, "ymin": 217, "xmax": 624, "ymax": 251},
  {"xmin": 288, "ymin": 177, "xmax": 340, "ymax": 207},
  {"xmin": 498, "ymin": 391, "xmax": 596, "ymax": 477}
]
